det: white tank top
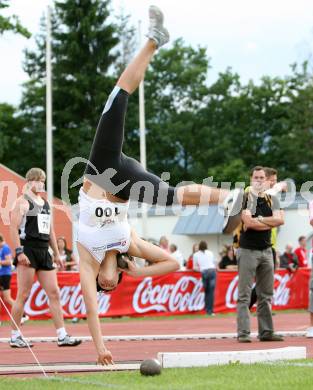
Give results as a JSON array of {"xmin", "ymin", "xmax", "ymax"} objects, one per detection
[{"xmin": 77, "ymin": 188, "xmax": 130, "ymax": 255}]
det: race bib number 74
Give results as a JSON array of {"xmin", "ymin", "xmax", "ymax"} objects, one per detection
[{"xmin": 37, "ymin": 214, "xmax": 51, "ymax": 235}]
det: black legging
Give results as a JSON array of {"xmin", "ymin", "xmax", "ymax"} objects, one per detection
[{"xmin": 85, "ymin": 86, "xmax": 178, "ymax": 206}]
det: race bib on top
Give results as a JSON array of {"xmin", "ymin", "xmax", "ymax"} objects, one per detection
[
  {"xmin": 92, "ymin": 205, "xmax": 122, "ymax": 227},
  {"xmin": 37, "ymin": 214, "xmax": 51, "ymax": 235}
]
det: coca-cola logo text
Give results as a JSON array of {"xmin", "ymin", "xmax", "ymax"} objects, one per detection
[
  {"xmin": 225, "ymin": 273, "xmax": 292, "ymax": 308},
  {"xmin": 132, "ymin": 276, "xmax": 204, "ymax": 313},
  {"xmin": 24, "ymin": 281, "xmax": 110, "ymax": 316}
]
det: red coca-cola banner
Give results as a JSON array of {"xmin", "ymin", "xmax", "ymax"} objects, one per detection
[{"xmin": 0, "ymin": 269, "xmax": 310, "ymax": 320}]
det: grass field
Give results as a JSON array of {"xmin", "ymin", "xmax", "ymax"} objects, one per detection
[{"xmin": 2, "ymin": 360, "xmax": 313, "ymax": 390}]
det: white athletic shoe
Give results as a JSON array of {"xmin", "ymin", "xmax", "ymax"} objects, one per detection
[
  {"xmin": 10, "ymin": 335, "xmax": 33, "ymax": 348},
  {"xmin": 306, "ymin": 327, "xmax": 313, "ymax": 338},
  {"xmin": 146, "ymin": 5, "xmax": 169, "ymax": 48},
  {"xmin": 57, "ymin": 334, "xmax": 82, "ymax": 347}
]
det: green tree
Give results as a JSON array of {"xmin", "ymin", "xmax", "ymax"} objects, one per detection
[
  {"xmin": 0, "ymin": 0, "xmax": 30, "ymax": 37},
  {"xmin": 271, "ymin": 67, "xmax": 313, "ymax": 184},
  {"xmin": 3, "ymin": 1, "xmax": 313, "ymax": 193},
  {"xmin": 0, "ymin": 103, "xmax": 27, "ymax": 169},
  {"xmin": 0, "ymin": 0, "xmax": 30, "ymax": 165},
  {"xmin": 204, "ymin": 65, "xmax": 313, "ymax": 186},
  {"xmin": 18, "ymin": 0, "xmax": 118, "ymax": 200}
]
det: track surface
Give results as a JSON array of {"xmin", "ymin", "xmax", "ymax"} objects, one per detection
[{"xmin": 0, "ymin": 312, "xmax": 311, "ymax": 376}]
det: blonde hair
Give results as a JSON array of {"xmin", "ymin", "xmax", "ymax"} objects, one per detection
[{"xmin": 25, "ymin": 167, "xmax": 46, "ymax": 182}]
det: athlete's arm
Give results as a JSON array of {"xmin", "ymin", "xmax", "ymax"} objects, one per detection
[
  {"xmin": 9, "ymin": 197, "xmax": 30, "ymax": 266},
  {"xmin": 48, "ymin": 215, "xmax": 64, "ymax": 270},
  {"xmin": 125, "ymin": 229, "xmax": 179, "ymax": 277},
  {"xmin": 79, "ymin": 253, "xmax": 114, "ymax": 365}
]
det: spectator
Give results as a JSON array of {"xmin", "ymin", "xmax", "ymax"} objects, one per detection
[
  {"xmin": 279, "ymin": 244, "xmax": 298, "ymax": 272},
  {"xmin": 169, "ymin": 244, "xmax": 185, "ymax": 270},
  {"xmin": 0, "ymin": 235, "xmax": 15, "ymax": 310},
  {"xmin": 186, "ymin": 243, "xmax": 199, "ymax": 270},
  {"xmin": 263, "ymin": 167, "xmax": 287, "ymax": 270},
  {"xmin": 159, "ymin": 236, "xmax": 170, "ymax": 253},
  {"xmin": 248, "ymin": 167, "xmax": 283, "ymax": 310},
  {"xmin": 263, "ymin": 167, "xmax": 288, "ymax": 195},
  {"xmin": 219, "ymin": 245, "xmax": 238, "ymax": 271},
  {"xmin": 218, "ymin": 245, "xmax": 238, "ymax": 271},
  {"xmin": 193, "ymin": 241, "xmax": 217, "ymax": 316},
  {"xmin": 294, "ymin": 236, "xmax": 308, "ymax": 268},
  {"xmin": 0, "ymin": 234, "xmax": 29, "ymax": 324},
  {"xmin": 57, "ymin": 237, "xmax": 78, "ymax": 271},
  {"xmin": 236, "ymin": 166, "xmax": 284, "ymax": 342}
]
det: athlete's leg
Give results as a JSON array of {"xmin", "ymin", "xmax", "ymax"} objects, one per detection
[
  {"xmin": 86, "ymin": 4, "xmax": 228, "ymax": 206},
  {"xmin": 85, "ymin": 43, "xmax": 155, "ymax": 181},
  {"xmin": 117, "ymin": 40, "xmax": 157, "ymax": 95},
  {"xmin": 114, "ymin": 6, "xmax": 227, "ymax": 205},
  {"xmin": 117, "ymin": 154, "xmax": 229, "ymax": 205},
  {"xmin": 85, "ymin": 6, "xmax": 169, "ymax": 180},
  {"xmin": 117, "ymin": 5, "xmax": 169, "ymax": 94},
  {"xmin": 177, "ymin": 184, "xmax": 229, "ymax": 206},
  {"xmin": 11, "ymin": 265, "xmax": 35, "ymax": 329},
  {"xmin": 37, "ymin": 269, "xmax": 64, "ymax": 329}
]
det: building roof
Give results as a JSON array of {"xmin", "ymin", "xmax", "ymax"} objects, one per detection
[
  {"xmin": 173, "ymin": 205, "xmax": 224, "ymax": 235},
  {"xmin": 172, "ymin": 192, "xmax": 311, "ymax": 236}
]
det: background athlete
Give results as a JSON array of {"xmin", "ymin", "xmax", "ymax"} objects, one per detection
[{"xmin": 9, "ymin": 168, "xmax": 81, "ymax": 348}]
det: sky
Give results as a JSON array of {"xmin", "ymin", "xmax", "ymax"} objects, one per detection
[{"xmin": 1, "ymin": 0, "xmax": 313, "ymax": 105}]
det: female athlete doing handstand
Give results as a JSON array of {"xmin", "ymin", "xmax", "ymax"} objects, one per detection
[{"xmin": 77, "ymin": 5, "xmax": 229, "ymax": 365}]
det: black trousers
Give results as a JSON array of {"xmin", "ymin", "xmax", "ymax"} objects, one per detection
[{"xmin": 249, "ymin": 247, "xmax": 276, "ymax": 309}]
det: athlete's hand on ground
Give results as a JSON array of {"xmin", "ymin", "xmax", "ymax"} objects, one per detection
[
  {"xmin": 17, "ymin": 253, "xmax": 30, "ymax": 266},
  {"xmin": 97, "ymin": 350, "xmax": 114, "ymax": 365}
]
